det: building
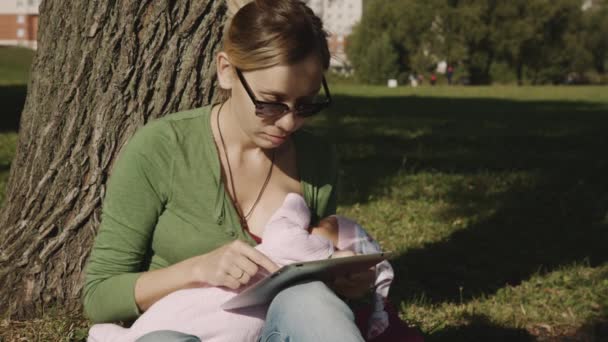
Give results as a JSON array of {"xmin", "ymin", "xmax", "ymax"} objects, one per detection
[
  {"xmin": 0, "ymin": 0, "xmax": 40, "ymax": 50},
  {"xmin": 304, "ymin": 0, "xmax": 363, "ymax": 69}
]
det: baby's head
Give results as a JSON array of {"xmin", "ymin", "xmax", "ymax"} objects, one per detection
[{"xmin": 258, "ymin": 193, "xmax": 335, "ymax": 266}]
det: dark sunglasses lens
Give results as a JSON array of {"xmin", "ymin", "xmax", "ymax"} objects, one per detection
[
  {"xmin": 296, "ymin": 104, "xmax": 325, "ymax": 117},
  {"xmin": 256, "ymin": 103, "xmax": 289, "ymax": 117}
]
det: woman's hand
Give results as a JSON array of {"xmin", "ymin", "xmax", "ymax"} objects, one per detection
[
  {"xmin": 328, "ymin": 250, "xmax": 376, "ymax": 299},
  {"xmin": 190, "ymin": 240, "xmax": 279, "ymax": 290}
]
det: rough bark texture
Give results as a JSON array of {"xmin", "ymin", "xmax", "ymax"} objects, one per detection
[{"xmin": 0, "ymin": 0, "xmax": 227, "ymax": 319}]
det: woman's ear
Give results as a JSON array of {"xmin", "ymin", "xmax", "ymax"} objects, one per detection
[{"xmin": 216, "ymin": 52, "xmax": 235, "ymax": 90}]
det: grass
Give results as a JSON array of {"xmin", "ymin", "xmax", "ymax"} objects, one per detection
[
  {"xmin": 309, "ymin": 84, "xmax": 608, "ymax": 341},
  {"xmin": 1, "ymin": 46, "xmax": 607, "ymax": 340}
]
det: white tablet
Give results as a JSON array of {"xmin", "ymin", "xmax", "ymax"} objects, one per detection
[{"xmin": 221, "ymin": 252, "xmax": 392, "ymax": 310}]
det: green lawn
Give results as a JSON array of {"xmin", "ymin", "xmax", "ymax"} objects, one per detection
[
  {"xmin": 311, "ymin": 85, "xmax": 608, "ymax": 341},
  {"xmin": 1, "ymin": 47, "xmax": 607, "ymax": 340}
]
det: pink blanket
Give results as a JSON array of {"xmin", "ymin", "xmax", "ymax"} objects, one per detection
[{"xmin": 88, "ymin": 193, "xmax": 393, "ymax": 342}]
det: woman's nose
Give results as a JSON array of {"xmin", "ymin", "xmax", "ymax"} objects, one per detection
[{"xmin": 275, "ymin": 111, "xmax": 302, "ymax": 133}]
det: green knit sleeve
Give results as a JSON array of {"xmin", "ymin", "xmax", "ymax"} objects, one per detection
[{"xmin": 82, "ymin": 119, "xmax": 175, "ymax": 323}]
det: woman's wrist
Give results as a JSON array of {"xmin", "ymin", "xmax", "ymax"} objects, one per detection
[{"xmin": 177, "ymin": 254, "xmax": 209, "ymax": 288}]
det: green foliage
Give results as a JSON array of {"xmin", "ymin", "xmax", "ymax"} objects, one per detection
[
  {"xmin": 582, "ymin": 0, "xmax": 608, "ymax": 73},
  {"xmin": 347, "ymin": 0, "xmax": 436, "ymax": 83},
  {"xmin": 0, "ymin": 47, "xmax": 34, "ymax": 85},
  {"xmin": 347, "ymin": 0, "xmax": 608, "ymax": 85},
  {"xmin": 348, "ymin": 30, "xmax": 399, "ymax": 84}
]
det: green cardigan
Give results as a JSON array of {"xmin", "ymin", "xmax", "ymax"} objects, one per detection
[{"xmin": 82, "ymin": 105, "xmax": 338, "ymax": 323}]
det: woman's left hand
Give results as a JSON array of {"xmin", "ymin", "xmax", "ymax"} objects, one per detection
[{"xmin": 328, "ymin": 250, "xmax": 376, "ymax": 299}]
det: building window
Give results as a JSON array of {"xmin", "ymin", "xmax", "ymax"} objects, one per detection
[
  {"xmin": 17, "ymin": 29, "xmax": 26, "ymax": 38},
  {"xmin": 17, "ymin": 15, "xmax": 26, "ymax": 24}
]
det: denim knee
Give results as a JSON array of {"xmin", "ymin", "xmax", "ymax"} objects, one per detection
[{"xmin": 260, "ymin": 280, "xmax": 364, "ymax": 342}]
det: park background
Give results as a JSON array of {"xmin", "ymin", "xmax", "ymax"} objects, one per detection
[{"xmin": 0, "ymin": 0, "xmax": 607, "ymax": 341}]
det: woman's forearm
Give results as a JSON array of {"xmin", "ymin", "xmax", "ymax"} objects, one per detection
[
  {"xmin": 134, "ymin": 256, "xmax": 201, "ymax": 312},
  {"xmin": 133, "ymin": 239, "xmax": 278, "ymax": 312}
]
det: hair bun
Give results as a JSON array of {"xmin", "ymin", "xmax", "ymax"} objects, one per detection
[
  {"xmin": 254, "ymin": 0, "xmax": 275, "ymax": 10},
  {"xmin": 226, "ymin": 0, "xmax": 253, "ymax": 18}
]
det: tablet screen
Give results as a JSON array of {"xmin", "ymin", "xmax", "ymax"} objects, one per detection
[{"xmin": 222, "ymin": 252, "xmax": 391, "ymax": 310}]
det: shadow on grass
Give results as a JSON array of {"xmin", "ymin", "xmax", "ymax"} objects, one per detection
[
  {"xmin": 0, "ymin": 85, "xmax": 26, "ymax": 132},
  {"xmin": 314, "ymin": 94, "xmax": 608, "ymax": 337},
  {"xmin": 427, "ymin": 314, "xmax": 534, "ymax": 342},
  {"xmin": 571, "ymin": 319, "xmax": 608, "ymax": 342},
  {"xmin": 318, "ymin": 95, "xmax": 608, "ymax": 205}
]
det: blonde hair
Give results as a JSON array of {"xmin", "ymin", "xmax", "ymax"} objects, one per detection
[{"xmin": 217, "ymin": 0, "xmax": 330, "ymax": 101}]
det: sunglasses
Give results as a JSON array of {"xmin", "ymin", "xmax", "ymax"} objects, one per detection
[{"xmin": 235, "ymin": 68, "xmax": 332, "ymax": 118}]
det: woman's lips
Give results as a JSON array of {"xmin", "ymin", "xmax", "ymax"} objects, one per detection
[{"xmin": 265, "ymin": 133, "xmax": 287, "ymax": 144}]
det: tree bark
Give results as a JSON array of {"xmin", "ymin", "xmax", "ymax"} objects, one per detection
[{"xmin": 0, "ymin": 0, "xmax": 227, "ymax": 319}]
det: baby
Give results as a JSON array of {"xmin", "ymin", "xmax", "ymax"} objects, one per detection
[{"xmin": 88, "ymin": 193, "xmax": 394, "ymax": 342}]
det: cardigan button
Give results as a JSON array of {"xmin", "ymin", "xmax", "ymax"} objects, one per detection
[{"xmin": 228, "ymin": 231, "xmax": 236, "ymax": 237}]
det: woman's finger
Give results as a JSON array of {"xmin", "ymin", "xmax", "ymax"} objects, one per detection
[
  {"xmin": 235, "ymin": 271, "xmax": 251, "ymax": 285},
  {"xmin": 235, "ymin": 241, "xmax": 279, "ymax": 273},
  {"xmin": 331, "ymin": 269, "xmax": 375, "ymax": 299},
  {"xmin": 228, "ymin": 265, "xmax": 244, "ymax": 280},
  {"xmin": 233, "ymin": 253, "xmax": 260, "ymax": 278},
  {"xmin": 347, "ymin": 268, "xmax": 376, "ymax": 282},
  {"xmin": 223, "ymin": 276, "xmax": 241, "ymax": 290}
]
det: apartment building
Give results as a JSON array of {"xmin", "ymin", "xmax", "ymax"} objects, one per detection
[
  {"xmin": 304, "ymin": 0, "xmax": 363, "ymax": 69},
  {"xmin": 0, "ymin": 0, "xmax": 40, "ymax": 49}
]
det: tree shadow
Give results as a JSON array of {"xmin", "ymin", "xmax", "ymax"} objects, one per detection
[
  {"xmin": 315, "ymin": 94, "xmax": 608, "ymax": 206},
  {"xmin": 311, "ymin": 93, "xmax": 608, "ymax": 337},
  {"xmin": 427, "ymin": 314, "xmax": 535, "ymax": 342},
  {"xmin": 570, "ymin": 319, "xmax": 608, "ymax": 342},
  {"xmin": 390, "ymin": 173, "xmax": 607, "ymax": 302},
  {"xmin": 0, "ymin": 85, "xmax": 26, "ymax": 132}
]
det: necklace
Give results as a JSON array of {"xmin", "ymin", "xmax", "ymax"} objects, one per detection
[{"xmin": 215, "ymin": 101, "xmax": 275, "ymax": 230}]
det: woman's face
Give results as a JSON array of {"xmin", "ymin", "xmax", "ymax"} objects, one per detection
[{"xmin": 221, "ymin": 53, "xmax": 325, "ymax": 149}]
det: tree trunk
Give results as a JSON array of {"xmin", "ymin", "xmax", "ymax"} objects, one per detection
[{"xmin": 0, "ymin": 0, "xmax": 227, "ymax": 319}]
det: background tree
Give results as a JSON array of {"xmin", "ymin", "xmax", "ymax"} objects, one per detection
[
  {"xmin": 348, "ymin": 0, "xmax": 606, "ymax": 85},
  {"xmin": 492, "ymin": 0, "xmax": 543, "ymax": 85},
  {"xmin": 348, "ymin": 0, "xmax": 437, "ymax": 84},
  {"xmin": 524, "ymin": 0, "xmax": 588, "ymax": 84},
  {"xmin": 348, "ymin": 1, "xmax": 402, "ymax": 84},
  {"xmin": 582, "ymin": 0, "xmax": 608, "ymax": 74},
  {"xmin": 0, "ymin": 0, "xmax": 228, "ymax": 319}
]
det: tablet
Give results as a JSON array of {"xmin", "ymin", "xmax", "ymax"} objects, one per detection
[{"xmin": 221, "ymin": 252, "xmax": 392, "ymax": 310}]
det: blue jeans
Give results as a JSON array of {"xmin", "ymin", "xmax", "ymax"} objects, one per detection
[{"xmin": 135, "ymin": 281, "xmax": 364, "ymax": 342}]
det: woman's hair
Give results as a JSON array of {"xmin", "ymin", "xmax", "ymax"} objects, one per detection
[{"xmin": 217, "ymin": 0, "xmax": 330, "ymax": 101}]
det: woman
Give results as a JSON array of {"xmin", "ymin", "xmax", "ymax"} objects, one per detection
[{"xmin": 83, "ymin": 0, "xmax": 373, "ymax": 341}]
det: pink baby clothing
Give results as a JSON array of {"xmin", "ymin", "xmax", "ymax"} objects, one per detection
[{"xmin": 88, "ymin": 193, "xmax": 393, "ymax": 342}]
